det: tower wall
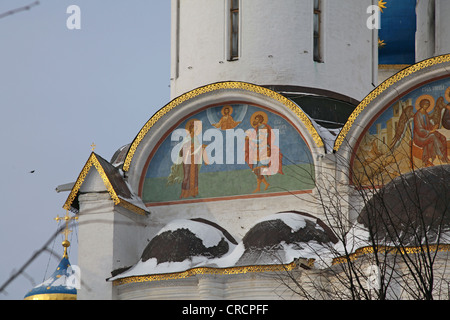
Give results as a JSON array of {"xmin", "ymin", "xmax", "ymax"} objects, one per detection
[{"xmin": 170, "ymin": 0, "xmax": 376, "ymax": 101}]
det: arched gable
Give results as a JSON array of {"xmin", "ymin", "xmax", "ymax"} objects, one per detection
[
  {"xmin": 334, "ymin": 54, "xmax": 450, "ymax": 186},
  {"xmin": 122, "ymin": 82, "xmax": 325, "ymax": 206}
]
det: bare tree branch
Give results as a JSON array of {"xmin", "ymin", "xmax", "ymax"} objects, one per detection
[{"xmin": 0, "ymin": 1, "xmax": 40, "ymax": 20}]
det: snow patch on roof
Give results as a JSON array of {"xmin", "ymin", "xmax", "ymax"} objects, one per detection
[
  {"xmin": 308, "ymin": 117, "xmax": 341, "ymax": 153},
  {"xmin": 109, "ymin": 212, "xmax": 337, "ymax": 281},
  {"xmin": 157, "ymin": 219, "xmax": 224, "ymax": 248},
  {"xmin": 256, "ymin": 212, "xmax": 319, "ymax": 233}
]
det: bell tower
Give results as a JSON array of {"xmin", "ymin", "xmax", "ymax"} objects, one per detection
[{"xmin": 170, "ymin": 0, "xmax": 377, "ymax": 102}]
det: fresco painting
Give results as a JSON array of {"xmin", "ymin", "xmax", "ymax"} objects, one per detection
[
  {"xmin": 142, "ymin": 104, "xmax": 315, "ymax": 203},
  {"xmin": 352, "ymin": 77, "xmax": 450, "ymax": 186}
]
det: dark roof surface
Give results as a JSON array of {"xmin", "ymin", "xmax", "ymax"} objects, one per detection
[
  {"xmin": 237, "ymin": 211, "xmax": 338, "ymax": 265},
  {"xmin": 242, "ymin": 211, "xmax": 338, "ymax": 250},
  {"xmin": 358, "ymin": 165, "xmax": 450, "ymax": 245},
  {"xmin": 140, "ymin": 219, "xmax": 236, "ymax": 264},
  {"xmin": 95, "ymin": 153, "xmax": 132, "ymax": 199}
]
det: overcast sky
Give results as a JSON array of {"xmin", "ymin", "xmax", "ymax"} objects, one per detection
[{"xmin": 0, "ymin": 0, "xmax": 170, "ymax": 299}]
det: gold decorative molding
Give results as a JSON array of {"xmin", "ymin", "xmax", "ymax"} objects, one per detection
[
  {"xmin": 63, "ymin": 153, "xmax": 120, "ymax": 211},
  {"xmin": 63, "ymin": 153, "xmax": 147, "ymax": 216},
  {"xmin": 24, "ymin": 293, "xmax": 77, "ymax": 300},
  {"xmin": 378, "ymin": 64, "xmax": 411, "ymax": 70},
  {"xmin": 112, "ymin": 261, "xmax": 305, "ymax": 286},
  {"xmin": 334, "ymin": 54, "xmax": 450, "ymax": 152},
  {"xmin": 117, "ymin": 198, "xmax": 147, "ymax": 216},
  {"xmin": 122, "ymin": 81, "xmax": 324, "ymax": 172},
  {"xmin": 332, "ymin": 244, "xmax": 450, "ymax": 265}
]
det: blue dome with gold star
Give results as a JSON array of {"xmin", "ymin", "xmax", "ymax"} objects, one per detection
[
  {"xmin": 378, "ymin": 0, "xmax": 417, "ymax": 65},
  {"xmin": 24, "ymin": 255, "xmax": 77, "ymax": 300},
  {"xmin": 24, "ymin": 211, "xmax": 78, "ymax": 300}
]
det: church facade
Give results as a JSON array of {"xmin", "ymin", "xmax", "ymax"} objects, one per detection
[{"xmin": 54, "ymin": 1, "xmax": 450, "ymax": 300}]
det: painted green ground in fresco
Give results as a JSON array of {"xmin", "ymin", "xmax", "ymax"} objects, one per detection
[{"xmin": 142, "ymin": 164, "xmax": 315, "ymax": 203}]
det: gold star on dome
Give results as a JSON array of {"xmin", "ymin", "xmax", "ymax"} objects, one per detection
[
  {"xmin": 378, "ymin": 0, "xmax": 387, "ymax": 13},
  {"xmin": 378, "ymin": 38, "xmax": 386, "ymax": 48}
]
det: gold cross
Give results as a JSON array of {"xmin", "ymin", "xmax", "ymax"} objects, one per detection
[
  {"xmin": 91, "ymin": 142, "xmax": 96, "ymax": 151},
  {"xmin": 55, "ymin": 210, "xmax": 78, "ymax": 258}
]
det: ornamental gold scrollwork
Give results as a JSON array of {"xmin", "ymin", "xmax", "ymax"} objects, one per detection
[
  {"xmin": 117, "ymin": 199, "xmax": 147, "ymax": 216},
  {"xmin": 332, "ymin": 244, "xmax": 450, "ymax": 265},
  {"xmin": 334, "ymin": 54, "xmax": 450, "ymax": 152},
  {"xmin": 63, "ymin": 153, "xmax": 147, "ymax": 216},
  {"xmin": 122, "ymin": 81, "xmax": 324, "ymax": 172},
  {"xmin": 63, "ymin": 153, "xmax": 120, "ymax": 211},
  {"xmin": 112, "ymin": 261, "xmax": 300, "ymax": 286}
]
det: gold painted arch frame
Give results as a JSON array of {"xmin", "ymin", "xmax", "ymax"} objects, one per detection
[
  {"xmin": 122, "ymin": 81, "xmax": 324, "ymax": 172},
  {"xmin": 334, "ymin": 54, "xmax": 450, "ymax": 152}
]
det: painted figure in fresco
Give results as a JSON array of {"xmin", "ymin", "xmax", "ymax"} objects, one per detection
[
  {"xmin": 388, "ymin": 103, "xmax": 414, "ymax": 150},
  {"xmin": 212, "ymin": 105, "xmax": 241, "ymax": 130},
  {"xmin": 443, "ymin": 87, "xmax": 450, "ymax": 130},
  {"xmin": 245, "ymin": 111, "xmax": 283, "ymax": 193},
  {"xmin": 413, "ymin": 96, "xmax": 449, "ymax": 166},
  {"xmin": 167, "ymin": 119, "xmax": 209, "ymax": 199},
  {"xmin": 443, "ymin": 105, "xmax": 450, "ymax": 130}
]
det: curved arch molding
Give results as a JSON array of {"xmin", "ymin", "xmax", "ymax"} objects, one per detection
[
  {"xmin": 334, "ymin": 54, "xmax": 450, "ymax": 152},
  {"xmin": 123, "ymin": 81, "xmax": 324, "ymax": 173},
  {"xmin": 336, "ymin": 54, "xmax": 450, "ymax": 187}
]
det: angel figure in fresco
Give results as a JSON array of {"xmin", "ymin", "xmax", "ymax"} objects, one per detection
[
  {"xmin": 244, "ymin": 111, "xmax": 283, "ymax": 193},
  {"xmin": 388, "ymin": 102, "xmax": 414, "ymax": 150},
  {"xmin": 212, "ymin": 105, "xmax": 241, "ymax": 130},
  {"xmin": 167, "ymin": 119, "xmax": 209, "ymax": 199}
]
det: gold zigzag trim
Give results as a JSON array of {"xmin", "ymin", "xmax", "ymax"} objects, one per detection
[
  {"xmin": 334, "ymin": 54, "xmax": 450, "ymax": 152},
  {"xmin": 378, "ymin": 64, "xmax": 411, "ymax": 70},
  {"xmin": 332, "ymin": 244, "xmax": 450, "ymax": 265},
  {"xmin": 24, "ymin": 293, "xmax": 77, "ymax": 300},
  {"xmin": 63, "ymin": 153, "xmax": 119, "ymax": 210},
  {"xmin": 112, "ymin": 261, "xmax": 303, "ymax": 286},
  {"xmin": 63, "ymin": 153, "xmax": 147, "ymax": 216},
  {"xmin": 117, "ymin": 199, "xmax": 147, "ymax": 216},
  {"xmin": 112, "ymin": 245, "xmax": 450, "ymax": 285},
  {"xmin": 122, "ymin": 81, "xmax": 324, "ymax": 172}
]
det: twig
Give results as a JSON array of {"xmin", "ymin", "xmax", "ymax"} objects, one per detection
[{"xmin": 0, "ymin": 1, "xmax": 40, "ymax": 20}]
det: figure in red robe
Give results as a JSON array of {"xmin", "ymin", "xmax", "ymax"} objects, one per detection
[
  {"xmin": 245, "ymin": 111, "xmax": 283, "ymax": 193},
  {"xmin": 413, "ymin": 98, "xmax": 449, "ymax": 167}
]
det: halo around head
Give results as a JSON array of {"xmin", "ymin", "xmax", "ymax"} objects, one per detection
[
  {"xmin": 445, "ymin": 87, "xmax": 450, "ymax": 103},
  {"xmin": 250, "ymin": 111, "xmax": 268, "ymax": 127},
  {"xmin": 185, "ymin": 118, "xmax": 202, "ymax": 135},
  {"xmin": 415, "ymin": 94, "xmax": 435, "ymax": 113},
  {"xmin": 221, "ymin": 105, "xmax": 233, "ymax": 116}
]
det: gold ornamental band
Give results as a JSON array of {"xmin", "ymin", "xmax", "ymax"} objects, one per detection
[
  {"xmin": 112, "ymin": 261, "xmax": 306, "ymax": 286},
  {"xmin": 122, "ymin": 81, "xmax": 324, "ymax": 172},
  {"xmin": 334, "ymin": 54, "xmax": 450, "ymax": 152}
]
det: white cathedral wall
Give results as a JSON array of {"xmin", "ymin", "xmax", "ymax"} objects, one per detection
[
  {"xmin": 120, "ymin": 85, "xmax": 340, "ymax": 264},
  {"xmin": 144, "ymin": 192, "xmax": 320, "ymax": 242},
  {"xmin": 77, "ymin": 192, "xmax": 148, "ymax": 300},
  {"xmin": 116, "ymin": 273, "xmax": 301, "ymax": 300},
  {"xmin": 170, "ymin": 0, "xmax": 375, "ymax": 102},
  {"xmin": 435, "ymin": 0, "xmax": 450, "ymax": 56},
  {"xmin": 416, "ymin": 0, "xmax": 450, "ymax": 61},
  {"xmin": 416, "ymin": 0, "xmax": 436, "ymax": 62},
  {"xmin": 115, "ymin": 250, "xmax": 450, "ymax": 300},
  {"xmin": 77, "ymin": 193, "xmax": 117, "ymax": 300}
]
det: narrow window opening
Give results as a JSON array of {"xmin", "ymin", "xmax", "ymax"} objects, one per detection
[
  {"xmin": 175, "ymin": 0, "xmax": 180, "ymax": 78},
  {"xmin": 229, "ymin": 0, "xmax": 239, "ymax": 60},
  {"xmin": 313, "ymin": 0, "xmax": 323, "ymax": 62}
]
